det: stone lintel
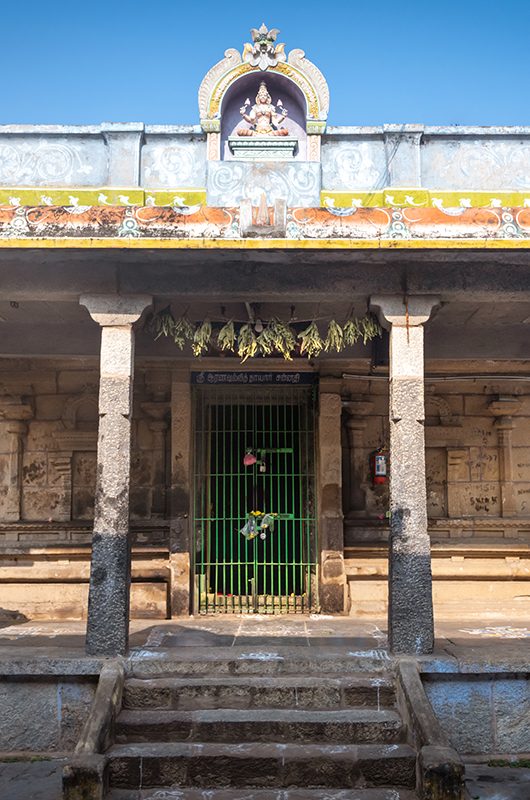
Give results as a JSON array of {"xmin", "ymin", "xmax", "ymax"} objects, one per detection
[
  {"xmin": 79, "ymin": 294, "xmax": 152, "ymax": 327},
  {"xmin": 370, "ymin": 295, "xmax": 441, "ymax": 329}
]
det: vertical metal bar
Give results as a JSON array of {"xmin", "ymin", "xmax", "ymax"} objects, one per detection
[
  {"xmin": 297, "ymin": 395, "xmax": 303, "ymax": 612},
  {"xmin": 303, "ymin": 393, "xmax": 309, "ymax": 612},
  {"xmin": 243, "ymin": 400, "xmax": 249, "ymax": 613},
  {"xmin": 205, "ymin": 397, "xmax": 212, "ymax": 614}
]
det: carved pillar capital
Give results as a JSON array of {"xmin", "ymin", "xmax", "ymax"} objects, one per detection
[
  {"xmin": 370, "ymin": 295, "xmax": 440, "ymax": 329},
  {"xmin": 80, "ymin": 294, "xmax": 152, "ymax": 327}
]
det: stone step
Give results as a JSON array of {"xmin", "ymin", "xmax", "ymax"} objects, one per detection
[
  {"xmin": 116, "ymin": 708, "xmax": 403, "ymax": 745},
  {"xmin": 123, "ymin": 674, "xmax": 395, "ymax": 711},
  {"xmin": 108, "ymin": 788, "xmax": 419, "ymax": 799},
  {"xmin": 127, "ymin": 647, "xmax": 391, "ymax": 679},
  {"xmin": 107, "ymin": 741, "xmax": 416, "ymax": 790}
]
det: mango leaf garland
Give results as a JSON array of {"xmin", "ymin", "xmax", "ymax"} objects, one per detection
[
  {"xmin": 217, "ymin": 320, "xmax": 236, "ymax": 351},
  {"xmin": 151, "ymin": 307, "xmax": 175, "ymax": 340},
  {"xmin": 192, "ymin": 319, "xmax": 212, "ymax": 356},
  {"xmin": 324, "ymin": 319, "xmax": 344, "ymax": 352},
  {"xmin": 298, "ymin": 321, "xmax": 324, "ymax": 358},
  {"xmin": 237, "ymin": 323, "xmax": 258, "ymax": 361},
  {"xmin": 361, "ymin": 315, "xmax": 382, "ymax": 344},
  {"xmin": 148, "ymin": 308, "xmax": 382, "ymax": 360},
  {"xmin": 256, "ymin": 323, "xmax": 276, "ymax": 356},
  {"xmin": 269, "ymin": 318, "xmax": 296, "ymax": 360},
  {"xmin": 343, "ymin": 316, "xmax": 362, "ymax": 347},
  {"xmin": 173, "ymin": 316, "xmax": 194, "ymax": 349}
]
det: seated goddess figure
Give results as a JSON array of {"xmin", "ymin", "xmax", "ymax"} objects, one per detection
[{"xmin": 238, "ymin": 82, "xmax": 289, "ymax": 137}]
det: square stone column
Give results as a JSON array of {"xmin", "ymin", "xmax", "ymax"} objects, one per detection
[
  {"xmin": 0, "ymin": 396, "xmax": 33, "ymax": 521},
  {"xmin": 370, "ymin": 295, "xmax": 440, "ymax": 654},
  {"xmin": 318, "ymin": 377, "xmax": 346, "ymax": 613},
  {"xmin": 80, "ymin": 294, "xmax": 152, "ymax": 656}
]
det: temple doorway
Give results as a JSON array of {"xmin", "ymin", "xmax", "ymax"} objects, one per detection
[{"xmin": 192, "ymin": 378, "xmax": 318, "ymax": 614}]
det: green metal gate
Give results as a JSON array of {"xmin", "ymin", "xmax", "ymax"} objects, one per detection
[{"xmin": 193, "ymin": 381, "xmax": 318, "ymax": 614}]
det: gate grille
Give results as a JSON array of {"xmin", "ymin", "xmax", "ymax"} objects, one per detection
[{"xmin": 192, "ymin": 383, "xmax": 317, "ymax": 614}]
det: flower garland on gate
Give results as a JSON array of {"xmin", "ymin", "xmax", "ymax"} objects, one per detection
[{"xmin": 146, "ymin": 308, "xmax": 382, "ymax": 362}]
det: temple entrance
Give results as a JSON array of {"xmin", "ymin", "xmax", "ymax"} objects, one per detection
[{"xmin": 192, "ymin": 378, "xmax": 318, "ymax": 614}]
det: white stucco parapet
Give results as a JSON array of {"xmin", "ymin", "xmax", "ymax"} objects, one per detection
[{"xmin": 1, "ymin": 123, "xmax": 530, "ymax": 197}]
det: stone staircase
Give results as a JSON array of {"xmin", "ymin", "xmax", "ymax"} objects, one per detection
[{"xmin": 106, "ymin": 655, "xmax": 418, "ymax": 799}]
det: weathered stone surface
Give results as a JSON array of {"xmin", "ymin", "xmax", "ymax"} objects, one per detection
[
  {"xmin": 419, "ymin": 745, "xmax": 465, "ymax": 800},
  {"xmin": 63, "ymin": 753, "xmax": 106, "ymax": 800},
  {"xmin": 123, "ymin": 674, "xmax": 394, "ymax": 711},
  {"xmin": 0, "ymin": 677, "xmax": 96, "ymax": 750},
  {"xmin": 493, "ymin": 677, "xmax": 530, "ymax": 752},
  {"xmin": 107, "ymin": 741, "xmax": 416, "ymax": 789},
  {"xmin": 424, "ymin": 678, "xmax": 495, "ymax": 753},
  {"xmin": 370, "ymin": 295, "xmax": 439, "ymax": 655},
  {"xmin": 108, "ymin": 790, "xmax": 418, "ymax": 800},
  {"xmin": 116, "ymin": 707, "xmax": 403, "ymax": 745},
  {"xmin": 81, "ymin": 295, "xmax": 152, "ymax": 656},
  {"xmin": 0, "ymin": 759, "xmax": 65, "ymax": 800},
  {"xmin": 318, "ymin": 388, "xmax": 345, "ymax": 613}
]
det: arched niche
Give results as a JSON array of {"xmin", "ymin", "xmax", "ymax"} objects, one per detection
[
  {"xmin": 199, "ymin": 27, "xmax": 329, "ymax": 163},
  {"xmin": 62, "ymin": 394, "xmax": 98, "ymax": 432},
  {"xmin": 220, "ymin": 72, "xmax": 307, "ymax": 161}
]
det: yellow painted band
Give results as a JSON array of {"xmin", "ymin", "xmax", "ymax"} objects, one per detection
[{"xmin": 1, "ymin": 237, "xmax": 530, "ymax": 250}]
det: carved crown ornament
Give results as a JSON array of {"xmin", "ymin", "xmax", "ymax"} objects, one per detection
[{"xmin": 198, "ymin": 23, "xmax": 329, "ymax": 135}]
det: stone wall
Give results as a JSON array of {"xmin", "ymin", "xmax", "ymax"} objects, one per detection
[
  {"xmin": 0, "ymin": 675, "xmax": 97, "ymax": 751},
  {"xmin": 424, "ymin": 674, "xmax": 530, "ymax": 754},
  {"xmin": 0, "ymin": 359, "xmax": 171, "ymax": 526},
  {"xmin": 342, "ymin": 377, "xmax": 530, "ymax": 533},
  {"xmin": 1, "ymin": 359, "xmax": 529, "ymax": 533}
]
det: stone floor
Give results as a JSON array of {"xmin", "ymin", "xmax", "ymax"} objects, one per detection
[
  {"xmin": 0, "ymin": 614, "xmax": 529, "ymax": 671},
  {"xmin": 0, "ymin": 758, "xmax": 65, "ymax": 800}
]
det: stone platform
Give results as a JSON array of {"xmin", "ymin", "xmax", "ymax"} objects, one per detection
[{"xmin": 0, "ymin": 616, "xmax": 529, "ymax": 800}]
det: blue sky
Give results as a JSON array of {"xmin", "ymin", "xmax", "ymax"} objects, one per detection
[{"xmin": 3, "ymin": 0, "xmax": 530, "ymax": 126}]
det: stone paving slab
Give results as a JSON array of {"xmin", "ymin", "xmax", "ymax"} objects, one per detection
[
  {"xmin": 465, "ymin": 764, "xmax": 530, "ymax": 800},
  {"xmin": 0, "ymin": 758, "xmax": 65, "ymax": 800},
  {"xmin": 108, "ymin": 789, "xmax": 418, "ymax": 799}
]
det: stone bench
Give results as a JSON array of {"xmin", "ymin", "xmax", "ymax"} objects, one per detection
[
  {"xmin": 345, "ymin": 537, "xmax": 530, "ymax": 619},
  {"xmin": 0, "ymin": 524, "xmax": 179, "ymax": 620}
]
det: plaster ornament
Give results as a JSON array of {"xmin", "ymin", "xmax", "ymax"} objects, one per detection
[
  {"xmin": 238, "ymin": 82, "xmax": 289, "ymax": 137},
  {"xmin": 242, "ymin": 23, "xmax": 286, "ymax": 70}
]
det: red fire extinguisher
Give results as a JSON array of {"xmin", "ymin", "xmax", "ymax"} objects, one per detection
[{"xmin": 371, "ymin": 448, "xmax": 389, "ymax": 485}]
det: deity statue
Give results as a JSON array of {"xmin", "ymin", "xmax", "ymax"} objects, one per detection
[{"xmin": 237, "ymin": 82, "xmax": 289, "ymax": 137}]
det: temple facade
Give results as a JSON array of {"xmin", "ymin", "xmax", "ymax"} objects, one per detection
[{"xmin": 0, "ymin": 25, "xmax": 529, "ymax": 655}]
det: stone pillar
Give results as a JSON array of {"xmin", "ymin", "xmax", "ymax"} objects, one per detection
[
  {"xmin": 489, "ymin": 396, "xmax": 521, "ymax": 517},
  {"xmin": 0, "ymin": 397, "xmax": 33, "ymax": 521},
  {"xmin": 343, "ymin": 398, "xmax": 373, "ymax": 516},
  {"xmin": 318, "ymin": 377, "xmax": 346, "ymax": 613},
  {"xmin": 80, "ymin": 294, "xmax": 152, "ymax": 656},
  {"xmin": 169, "ymin": 368, "xmax": 192, "ymax": 616},
  {"xmin": 141, "ymin": 402, "xmax": 169, "ymax": 517},
  {"xmin": 370, "ymin": 295, "xmax": 440, "ymax": 654}
]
